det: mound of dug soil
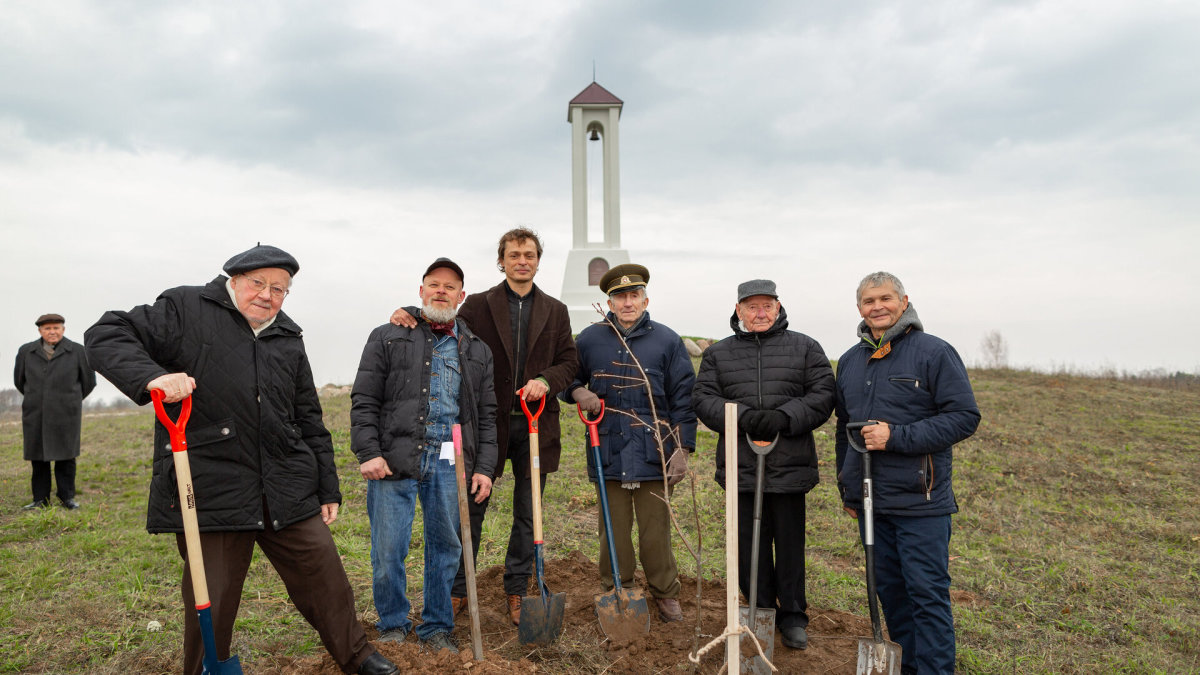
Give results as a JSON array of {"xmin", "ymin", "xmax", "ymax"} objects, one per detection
[{"xmin": 274, "ymin": 551, "xmax": 877, "ymax": 673}]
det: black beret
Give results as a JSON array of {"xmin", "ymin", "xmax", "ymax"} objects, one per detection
[
  {"xmin": 35, "ymin": 313, "xmax": 65, "ymax": 326},
  {"xmin": 599, "ymin": 263, "xmax": 650, "ymax": 296},
  {"xmin": 223, "ymin": 244, "xmax": 300, "ymax": 277}
]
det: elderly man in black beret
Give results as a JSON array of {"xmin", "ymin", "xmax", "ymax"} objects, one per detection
[
  {"xmin": 14, "ymin": 313, "xmax": 96, "ymax": 510},
  {"xmin": 85, "ymin": 245, "xmax": 398, "ymax": 675}
]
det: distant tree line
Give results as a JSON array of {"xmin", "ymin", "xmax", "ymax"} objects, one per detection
[{"xmin": 0, "ymin": 389, "xmax": 138, "ymax": 415}]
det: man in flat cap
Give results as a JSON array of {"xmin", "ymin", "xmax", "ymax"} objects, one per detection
[
  {"xmin": 389, "ymin": 228, "xmax": 577, "ymax": 626},
  {"xmin": 563, "ymin": 263, "xmax": 696, "ymax": 622},
  {"xmin": 351, "ymin": 258, "xmax": 497, "ymax": 653},
  {"xmin": 692, "ymin": 279, "xmax": 836, "ymax": 650},
  {"xmin": 14, "ymin": 313, "xmax": 96, "ymax": 510},
  {"xmin": 85, "ymin": 244, "xmax": 398, "ymax": 675}
]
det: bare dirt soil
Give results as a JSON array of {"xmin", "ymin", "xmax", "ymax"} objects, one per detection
[{"xmin": 271, "ymin": 550, "xmax": 886, "ymax": 674}]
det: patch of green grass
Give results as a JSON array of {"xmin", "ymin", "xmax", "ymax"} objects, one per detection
[{"xmin": 2, "ymin": 368, "xmax": 1198, "ymax": 672}]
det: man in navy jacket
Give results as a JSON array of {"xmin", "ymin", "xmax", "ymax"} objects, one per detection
[
  {"xmin": 835, "ymin": 271, "xmax": 980, "ymax": 675},
  {"xmin": 566, "ymin": 263, "xmax": 696, "ymax": 623}
]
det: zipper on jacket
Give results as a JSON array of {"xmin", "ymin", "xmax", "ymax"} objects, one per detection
[
  {"xmin": 754, "ymin": 333, "xmax": 763, "ymax": 409},
  {"xmin": 889, "ymin": 376, "xmax": 920, "ymax": 388},
  {"xmin": 513, "ymin": 298, "xmax": 524, "ymax": 389},
  {"xmin": 924, "ymin": 454, "xmax": 934, "ymax": 500}
]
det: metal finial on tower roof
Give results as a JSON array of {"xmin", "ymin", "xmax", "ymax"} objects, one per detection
[{"xmin": 592, "ymin": 60, "xmax": 596, "ymax": 82}]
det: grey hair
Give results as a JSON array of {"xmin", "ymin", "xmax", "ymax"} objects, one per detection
[{"xmin": 856, "ymin": 272, "xmax": 905, "ymax": 304}]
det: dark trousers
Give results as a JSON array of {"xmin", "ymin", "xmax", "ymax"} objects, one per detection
[
  {"xmin": 598, "ymin": 480, "xmax": 680, "ymax": 598},
  {"xmin": 859, "ymin": 513, "xmax": 955, "ymax": 675},
  {"xmin": 30, "ymin": 459, "xmax": 76, "ymax": 503},
  {"xmin": 453, "ymin": 416, "xmax": 547, "ymax": 597},
  {"xmin": 175, "ymin": 508, "xmax": 375, "ymax": 675},
  {"xmin": 737, "ymin": 491, "xmax": 808, "ymax": 630}
]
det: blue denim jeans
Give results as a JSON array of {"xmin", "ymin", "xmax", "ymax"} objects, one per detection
[{"xmin": 367, "ymin": 447, "xmax": 462, "ymax": 639}]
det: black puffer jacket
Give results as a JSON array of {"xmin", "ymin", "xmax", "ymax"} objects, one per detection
[
  {"xmin": 85, "ymin": 276, "xmax": 339, "ymax": 534},
  {"xmin": 692, "ymin": 307, "xmax": 836, "ymax": 494},
  {"xmin": 349, "ymin": 317, "xmax": 498, "ymax": 480}
]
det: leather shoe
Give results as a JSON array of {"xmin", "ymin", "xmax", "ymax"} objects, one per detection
[
  {"xmin": 507, "ymin": 594, "xmax": 522, "ymax": 626},
  {"xmin": 655, "ymin": 597, "xmax": 683, "ymax": 622},
  {"xmin": 357, "ymin": 651, "xmax": 398, "ymax": 675},
  {"xmin": 22, "ymin": 500, "xmax": 49, "ymax": 510},
  {"xmin": 780, "ymin": 625, "xmax": 808, "ymax": 650},
  {"xmin": 451, "ymin": 596, "xmax": 467, "ymax": 618},
  {"xmin": 61, "ymin": 499, "xmax": 81, "ymax": 510}
]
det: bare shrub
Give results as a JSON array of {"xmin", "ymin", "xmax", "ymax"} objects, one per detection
[{"xmin": 980, "ymin": 330, "xmax": 1009, "ymax": 369}]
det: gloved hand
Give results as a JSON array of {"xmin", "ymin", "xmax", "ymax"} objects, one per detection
[
  {"xmin": 742, "ymin": 409, "xmax": 787, "ymax": 441},
  {"xmin": 666, "ymin": 448, "xmax": 689, "ymax": 486},
  {"xmin": 758, "ymin": 410, "xmax": 788, "ymax": 437},
  {"xmin": 572, "ymin": 388, "xmax": 602, "ymax": 414},
  {"xmin": 739, "ymin": 409, "xmax": 764, "ymax": 436}
]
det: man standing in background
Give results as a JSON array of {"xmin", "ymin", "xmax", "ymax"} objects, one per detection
[{"xmin": 14, "ymin": 313, "xmax": 96, "ymax": 510}]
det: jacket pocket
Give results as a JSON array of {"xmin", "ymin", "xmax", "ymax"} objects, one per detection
[{"xmin": 186, "ymin": 418, "xmax": 238, "ymax": 449}]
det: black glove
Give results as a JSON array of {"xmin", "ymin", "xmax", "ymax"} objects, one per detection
[
  {"xmin": 759, "ymin": 410, "xmax": 788, "ymax": 436},
  {"xmin": 739, "ymin": 409, "xmax": 765, "ymax": 436}
]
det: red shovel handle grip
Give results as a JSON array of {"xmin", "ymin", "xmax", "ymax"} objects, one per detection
[
  {"xmin": 151, "ymin": 389, "xmax": 192, "ymax": 453},
  {"xmin": 575, "ymin": 400, "xmax": 605, "ymax": 446},
  {"xmin": 519, "ymin": 390, "xmax": 545, "ymax": 433}
]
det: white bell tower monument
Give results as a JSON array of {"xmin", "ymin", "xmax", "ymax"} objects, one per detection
[{"xmin": 561, "ymin": 81, "xmax": 631, "ymax": 333}]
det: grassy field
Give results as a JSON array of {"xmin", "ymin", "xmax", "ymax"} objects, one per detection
[{"xmin": 1, "ymin": 368, "xmax": 1198, "ymax": 673}]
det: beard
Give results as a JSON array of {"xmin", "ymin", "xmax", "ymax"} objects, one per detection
[{"xmin": 422, "ymin": 303, "xmax": 459, "ymax": 324}]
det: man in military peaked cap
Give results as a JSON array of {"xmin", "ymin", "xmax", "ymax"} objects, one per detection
[{"xmin": 563, "ymin": 262, "xmax": 696, "ymax": 623}]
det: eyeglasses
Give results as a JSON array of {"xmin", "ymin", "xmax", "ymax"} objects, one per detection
[{"xmin": 243, "ymin": 276, "xmax": 290, "ymax": 300}]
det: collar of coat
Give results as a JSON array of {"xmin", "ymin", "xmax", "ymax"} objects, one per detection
[
  {"xmin": 604, "ymin": 309, "xmax": 653, "ymax": 338},
  {"xmin": 25, "ymin": 337, "xmax": 78, "ymax": 357},
  {"xmin": 202, "ymin": 275, "xmax": 303, "ymax": 337},
  {"xmin": 857, "ymin": 303, "xmax": 923, "ymax": 359}
]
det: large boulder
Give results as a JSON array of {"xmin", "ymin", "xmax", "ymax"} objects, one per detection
[{"xmin": 682, "ymin": 337, "xmax": 702, "ymax": 357}]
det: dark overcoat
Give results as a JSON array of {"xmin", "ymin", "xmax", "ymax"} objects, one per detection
[
  {"xmin": 14, "ymin": 337, "xmax": 96, "ymax": 461},
  {"xmin": 446, "ymin": 280, "xmax": 578, "ymax": 478}
]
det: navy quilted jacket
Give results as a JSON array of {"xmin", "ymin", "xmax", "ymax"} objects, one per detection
[
  {"xmin": 834, "ymin": 306, "xmax": 980, "ymax": 515},
  {"xmin": 85, "ymin": 277, "xmax": 339, "ymax": 534},
  {"xmin": 565, "ymin": 312, "xmax": 697, "ymax": 484}
]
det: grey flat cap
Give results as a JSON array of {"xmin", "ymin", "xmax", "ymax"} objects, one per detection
[
  {"xmin": 223, "ymin": 244, "xmax": 300, "ymax": 277},
  {"xmin": 737, "ymin": 279, "xmax": 778, "ymax": 303}
]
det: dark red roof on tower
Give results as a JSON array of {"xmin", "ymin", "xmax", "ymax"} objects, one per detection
[{"xmin": 570, "ymin": 82, "xmax": 623, "ymax": 106}]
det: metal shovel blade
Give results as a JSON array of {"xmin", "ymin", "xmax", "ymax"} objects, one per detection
[
  {"xmin": 737, "ymin": 606, "xmax": 776, "ymax": 675},
  {"xmin": 855, "ymin": 638, "xmax": 902, "ymax": 675},
  {"xmin": 518, "ymin": 590, "xmax": 566, "ymax": 645},
  {"xmin": 202, "ymin": 655, "xmax": 243, "ymax": 675},
  {"xmin": 594, "ymin": 586, "xmax": 650, "ymax": 642}
]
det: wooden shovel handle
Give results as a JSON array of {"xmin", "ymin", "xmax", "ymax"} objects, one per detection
[{"xmin": 151, "ymin": 390, "xmax": 211, "ymax": 610}]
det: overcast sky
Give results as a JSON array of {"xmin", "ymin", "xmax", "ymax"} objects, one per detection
[{"xmin": 3, "ymin": 1, "xmax": 1198, "ymax": 401}]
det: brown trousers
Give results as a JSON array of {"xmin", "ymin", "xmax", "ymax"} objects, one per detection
[
  {"xmin": 175, "ymin": 512, "xmax": 374, "ymax": 674},
  {"xmin": 596, "ymin": 480, "xmax": 680, "ymax": 599}
]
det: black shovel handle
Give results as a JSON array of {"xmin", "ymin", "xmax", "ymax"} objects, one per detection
[{"xmin": 846, "ymin": 421, "xmax": 887, "ymax": 645}]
